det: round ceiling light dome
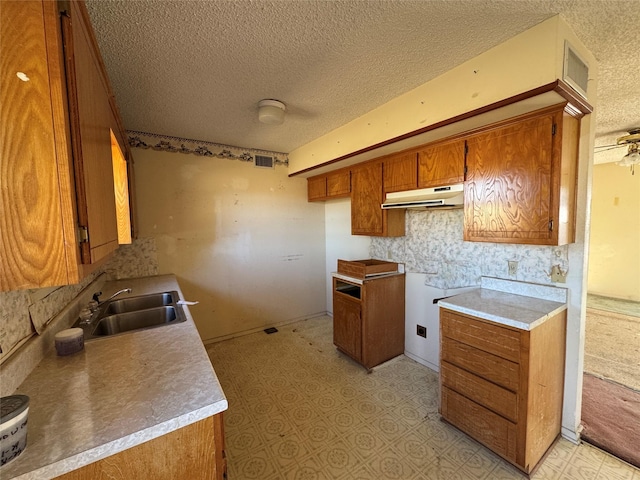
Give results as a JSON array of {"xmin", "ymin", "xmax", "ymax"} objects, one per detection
[{"xmin": 258, "ymin": 99, "xmax": 286, "ymax": 125}]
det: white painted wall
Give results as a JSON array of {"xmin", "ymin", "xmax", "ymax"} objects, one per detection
[
  {"xmin": 289, "ymin": 15, "xmax": 598, "ymax": 441},
  {"xmin": 324, "ymin": 199, "xmax": 370, "ymax": 313},
  {"xmin": 587, "ymin": 162, "xmax": 640, "ymax": 301},
  {"xmin": 134, "ymin": 149, "xmax": 327, "ymax": 342}
]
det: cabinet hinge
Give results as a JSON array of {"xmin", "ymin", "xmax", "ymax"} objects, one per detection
[
  {"xmin": 549, "ymin": 220, "xmax": 554, "ymax": 231},
  {"xmin": 78, "ymin": 226, "xmax": 89, "ymax": 244},
  {"xmin": 552, "ymin": 123, "xmax": 557, "ymax": 136}
]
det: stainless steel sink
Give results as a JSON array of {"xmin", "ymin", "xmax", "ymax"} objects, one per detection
[
  {"xmin": 103, "ymin": 292, "xmax": 176, "ymax": 315},
  {"xmin": 73, "ymin": 291, "xmax": 187, "ymax": 340},
  {"xmin": 92, "ymin": 306, "xmax": 178, "ymax": 336}
]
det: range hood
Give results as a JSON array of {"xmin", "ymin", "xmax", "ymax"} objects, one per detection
[{"xmin": 381, "ymin": 184, "xmax": 464, "ymax": 210}]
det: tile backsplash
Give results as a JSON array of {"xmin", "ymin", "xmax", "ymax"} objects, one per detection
[{"xmin": 370, "ymin": 209, "xmax": 568, "ymax": 289}]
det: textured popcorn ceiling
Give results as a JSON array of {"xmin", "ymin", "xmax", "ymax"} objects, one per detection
[{"xmin": 85, "ymin": 0, "xmax": 639, "ymax": 162}]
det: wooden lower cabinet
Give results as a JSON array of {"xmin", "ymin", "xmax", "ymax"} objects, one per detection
[
  {"xmin": 439, "ymin": 309, "xmax": 566, "ymax": 474},
  {"xmin": 54, "ymin": 414, "xmax": 226, "ymax": 480},
  {"xmin": 333, "ymin": 274, "xmax": 405, "ymax": 369}
]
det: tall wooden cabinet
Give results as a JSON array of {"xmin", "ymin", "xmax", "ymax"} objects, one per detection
[
  {"xmin": 351, "ymin": 161, "xmax": 404, "ymax": 237},
  {"xmin": 0, "ymin": 0, "xmax": 132, "ymax": 291},
  {"xmin": 440, "ymin": 308, "xmax": 566, "ymax": 474},
  {"xmin": 333, "ymin": 273, "xmax": 405, "ymax": 369},
  {"xmin": 464, "ymin": 105, "xmax": 579, "ymax": 245}
]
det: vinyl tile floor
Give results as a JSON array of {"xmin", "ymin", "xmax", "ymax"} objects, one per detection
[{"xmin": 206, "ymin": 316, "xmax": 640, "ymax": 480}]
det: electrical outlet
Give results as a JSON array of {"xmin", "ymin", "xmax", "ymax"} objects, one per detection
[
  {"xmin": 508, "ymin": 261, "xmax": 518, "ymax": 276},
  {"xmin": 416, "ymin": 325, "xmax": 427, "ymax": 338}
]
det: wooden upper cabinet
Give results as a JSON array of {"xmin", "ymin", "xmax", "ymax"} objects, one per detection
[
  {"xmin": 0, "ymin": 0, "xmax": 81, "ymax": 291},
  {"xmin": 63, "ymin": 0, "xmax": 119, "ymax": 264},
  {"xmin": 326, "ymin": 170, "xmax": 350, "ymax": 198},
  {"xmin": 307, "ymin": 170, "xmax": 350, "ymax": 202},
  {"xmin": 464, "ymin": 105, "xmax": 578, "ymax": 245},
  {"xmin": 351, "ymin": 162, "xmax": 404, "ymax": 237},
  {"xmin": 307, "ymin": 175, "xmax": 327, "ymax": 201},
  {"xmin": 0, "ymin": 0, "xmax": 131, "ymax": 291},
  {"xmin": 417, "ymin": 139, "xmax": 466, "ymax": 188},
  {"xmin": 383, "ymin": 151, "xmax": 418, "ymax": 193}
]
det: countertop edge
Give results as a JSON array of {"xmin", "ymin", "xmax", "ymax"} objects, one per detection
[{"xmin": 14, "ymin": 401, "xmax": 228, "ymax": 480}]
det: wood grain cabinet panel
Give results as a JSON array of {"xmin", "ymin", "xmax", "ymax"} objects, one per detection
[
  {"xmin": 54, "ymin": 414, "xmax": 227, "ymax": 480},
  {"xmin": 0, "ymin": 0, "xmax": 76, "ymax": 290},
  {"xmin": 440, "ymin": 308, "xmax": 566, "ymax": 474},
  {"xmin": 333, "ymin": 291, "xmax": 362, "ymax": 361},
  {"xmin": 383, "ymin": 151, "xmax": 418, "ymax": 193},
  {"xmin": 307, "ymin": 170, "xmax": 350, "ymax": 201},
  {"xmin": 62, "ymin": 0, "xmax": 119, "ymax": 265},
  {"xmin": 351, "ymin": 162, "xmax": 404, "ymax": 237},
  {"xmin": 307, "ymin": 175, "xmax": 327, "ymax": 201},
  {"xmin": 0, "ymin": 0, "xmax": 132, "ymax": 291},
  {"xmin": 464, "ymin": 105, "xmax": 579, "ymax": 245},
  {"xmin": 333, "ymin": 274, "xmax": 404, "ymax": 369},
  {"xmin": 326, "ymin": 170, "xmax": 351, "ymax": 197},
  {"xmin": 417, "ymin": 139, "xmax": 465, "ymax": 188}
]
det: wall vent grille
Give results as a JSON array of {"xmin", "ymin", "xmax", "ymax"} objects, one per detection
[
  {"xmin": 563, "ymin": 41, "xmax": 589, "ymax": 99},
  {"xmin": 254, "ymin": 155, "xmax": 274, "ymax": 168}
]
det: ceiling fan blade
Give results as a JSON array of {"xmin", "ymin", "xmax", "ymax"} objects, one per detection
[{"xmin": 594, "ymin": 145, "xmax": 626, "ymax": 153}]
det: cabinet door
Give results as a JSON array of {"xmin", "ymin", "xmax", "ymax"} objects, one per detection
[
  {"xmin": 464, "ymin": 113, "xmax": 556, "ymax": 244},
  {"xmin": 333, "ymin": 293, "xmax": 362, "ymax": 361},
  {"xmin": 351, "ymin": 162, "xmax": 384, "ymax": 235},
  {"xmin": 307, "ymin": 175, "xmax": 326, "ymax": 201},
  {"xmin": 0, "ymin": 1, "xmax": 80, "ymax": 290},
  {"xmin": 53, "ymin": 415, "xmax": 224, "ymax": 480},
  {"xmin": 326, "ymin": 170, "xmax": 350, "ymax": 198},
  {"xmin": 417, "ymin": 139, "xmax": 465, "ymax": 188},
  {"xmin": 351, "ymin": 162, "xmax": 404, "ymax": 236},
  {"xmin": 63, "ymin": 1, "xmax": 119, "ymax": 264},
  {"xmin": 383, "ymin": 151, "xmax": 417, "ymax": 193}
]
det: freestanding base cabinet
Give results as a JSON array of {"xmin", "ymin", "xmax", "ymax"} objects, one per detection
[
  {"xmin": 333, "ymin": 273, "xmax": 405, "ymax": 370},
  {"xmin": 439, "ymin": 308, "xmax": 566, "ymax": 475}
]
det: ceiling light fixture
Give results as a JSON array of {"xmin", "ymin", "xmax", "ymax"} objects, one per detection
[
  {"xmin": 258, "ymin": 99, "xmax": 286, "ymax": 125},
  {"xmin": 615, "ymin": 128, "xmax": 640, "ymax": 174}
]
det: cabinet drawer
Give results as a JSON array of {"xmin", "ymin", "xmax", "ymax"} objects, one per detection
[
  {"xmin": 441, "ymin": 386, "xmax": 517, "ymax": 462},
  {"xmin": 441, "ymin": 310, "xmax": 520, "ymax": 362},
  {"xmin": 441, "ymin": 362, "xmax": 517, "ymax": 422},
  {"xmin": 442, "ymin": 338, "xmax": 519, "ymax": 391}
]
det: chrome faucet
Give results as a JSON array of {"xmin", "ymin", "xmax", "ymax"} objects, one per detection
[{"xmin": 93, "ymin": 288, "xmax": 132, "ymax": 304}]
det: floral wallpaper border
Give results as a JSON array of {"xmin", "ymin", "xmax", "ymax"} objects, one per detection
[{"xmin": 127, "ymin": 131, "xmax": 289, "ymax": 166}]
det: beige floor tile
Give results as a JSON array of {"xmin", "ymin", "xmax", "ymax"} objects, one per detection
[
  {"xmin": 344, "ymin": 423, "xmax": 390, "ymax": 462},
  {"xmin": 207, "ymin": 317, "xmax": 640, "ymax": 480},
  {"xmin": 231, "ymin": 445, "xmax": 282, "ymax": 479},
  {"xmin": 367, "ymin": 445, "xmax": 419, "ymax": 479}
]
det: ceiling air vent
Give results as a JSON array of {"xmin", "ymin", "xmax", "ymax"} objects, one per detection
[
  {"xmin": 254, "ymin": 154, "xmax": 274, "ymax": 169},
  {"xmin": 563, "ymin": 41, "xmax": 589, "ymax": 99}
]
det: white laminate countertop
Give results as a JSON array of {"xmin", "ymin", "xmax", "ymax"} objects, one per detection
[
  {"xmin": 2, "ymin": 275, "xmax": 227, "ymax": 480},
  {"xmin": 438, "ymin": 278, "xmax": 568, "ymax": 331}
]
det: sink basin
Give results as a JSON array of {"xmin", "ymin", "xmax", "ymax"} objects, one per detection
[
  {"xmin": 73, "ymin": 291, "xmax": 187, "ymax": 340},
  {"xmin": 91, "ymin": 306, "xmax": 179, "ymax": 336},
  {"xmin": 103, "ymin": 292, "xmax": 176, "ymax": 315}
]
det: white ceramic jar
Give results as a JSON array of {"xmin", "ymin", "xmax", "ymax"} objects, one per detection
[{"xmin": 0, "ymin": 395, "xmax": 29, "ymax": 467}]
